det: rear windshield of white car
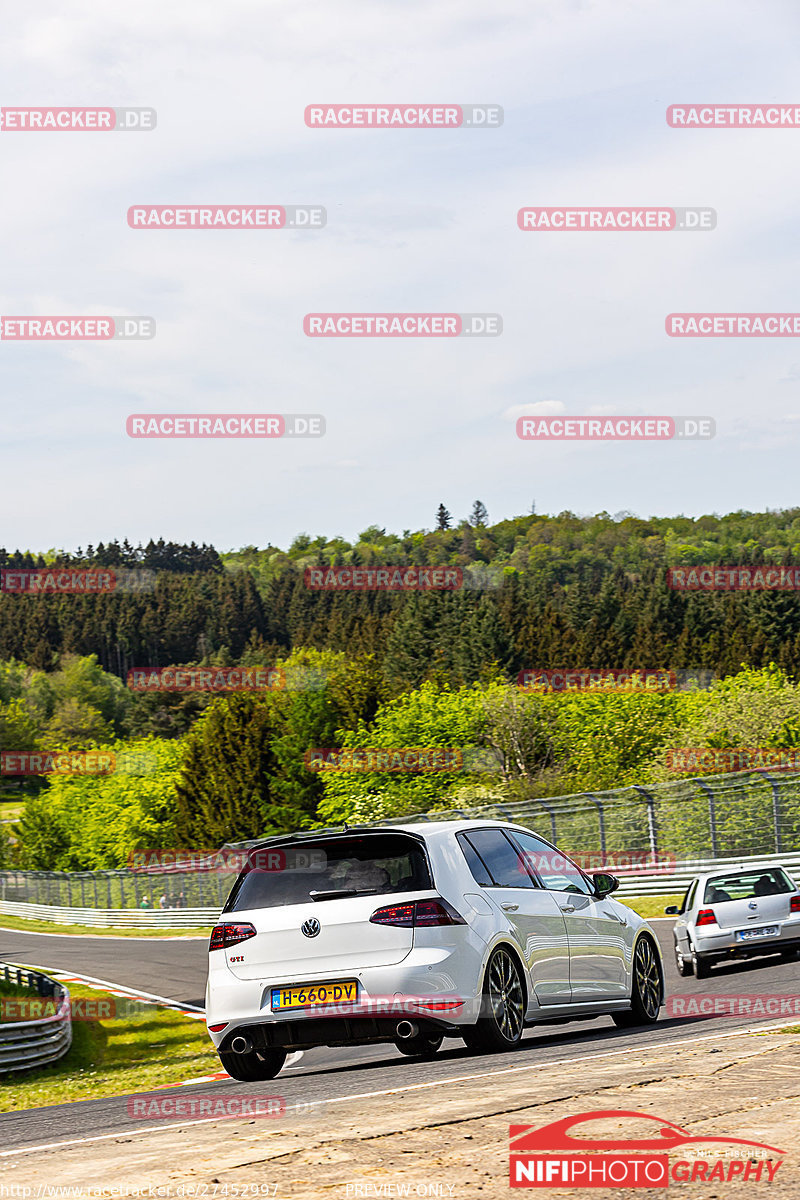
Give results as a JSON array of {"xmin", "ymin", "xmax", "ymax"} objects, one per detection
[
  {"xmin": 223, "ymin": 833, "xmax": 433, "ymax": 912},
  {"xmin": 702, "ymin": 868, "xmax": 795, "ymax": 905}
]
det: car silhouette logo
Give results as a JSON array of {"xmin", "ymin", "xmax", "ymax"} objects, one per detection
[
  {"xmin": 509, "ymin": 1109, "xmax": 785, "ymax": 1155},
  {"xmin": 301, "ymin": 918, "xmax": 321, "ymax": 938}
]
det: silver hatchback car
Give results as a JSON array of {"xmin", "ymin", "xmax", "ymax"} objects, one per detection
[{"xmin": 667, "ymin": 864, "xmax": 800, "ymax": 977}]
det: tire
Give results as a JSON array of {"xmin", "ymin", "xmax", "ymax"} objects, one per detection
[
  {"xmin": 613, "ymin": 935, "xmax": 664, "ymax": 1028},
  {"xmin": 218, "ymin": 1046, "xmax": 287, "ymax": 1081},
  {"xmin": 463, "ymin": 946, "xmax": 525, "ymax": 1053},
  {"xmin": 691, "ymin": 944, "xmax": 711, "ymax": 979},
  {"xmin": 674, "ymin": 938, "xmax": 692, "ymax": 977},
  {"xmin": 394, "ymin": 1032, "xmax": 444, "ymax": 1059}
]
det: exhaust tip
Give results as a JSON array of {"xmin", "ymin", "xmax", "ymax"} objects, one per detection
[
  {"xmin": 396, "ymin": 1020, "xmax": 418, "ymax": 1040},
  {"xmin": 230, "ymin": 1034, "xmax": 253, "ymax": 1054}
]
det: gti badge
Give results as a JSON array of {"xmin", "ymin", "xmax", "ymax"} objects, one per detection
[{"xmin": 301, "ymin": 917, "xmax": 321, "ymax": 938}]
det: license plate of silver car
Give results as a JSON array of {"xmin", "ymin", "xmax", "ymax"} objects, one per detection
[{"xmin": 735, "ymin": 925, "xmax": 779, "ymax": 941}]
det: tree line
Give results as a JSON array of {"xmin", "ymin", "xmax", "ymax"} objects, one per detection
[{"xmin": 5, "ymin": 508, "xmax": 800, "ymax": 683}]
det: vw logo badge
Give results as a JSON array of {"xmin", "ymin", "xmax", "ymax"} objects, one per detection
[
  {"xmin": 748, "ymin": 901, "xmax": 758, "ymax": 910},
  {"xmin": 301, "ymin": 917, "xmax": 321, "ymax": 938}
]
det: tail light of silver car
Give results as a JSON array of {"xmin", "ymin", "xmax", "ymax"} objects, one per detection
[
  {"xmin": 695, "ymin": 908, "xmax": 717, "ymax": 926},
  {"xmin": 791, "ymin": 895, "xmax": 800, "ymax": 913},
  {"xmin": 209, "ymin": 921, "xmax": 257, "ymax": 951},
  {"xmin": 369, "ymin": 898, "xmax": 467, "ymax": 927}
]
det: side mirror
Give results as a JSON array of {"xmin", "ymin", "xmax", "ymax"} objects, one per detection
[
  {"xmin": 592, "ymin": 872, "xmax": 619, "ymax": 898},
  {"xmin": 664, "ymin": 905, "xmax": 679, "ymax": 915}
]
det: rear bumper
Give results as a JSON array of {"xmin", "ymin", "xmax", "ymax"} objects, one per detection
[
  {"xmin": 693, "ymin": 926, "xmax": 800, "ymax": 959},
  {"xmin": 217, "ymin": 1010, "xmax": 460, "ymax": 1053},
  {"xmin": 206, "ymin": 948, "xmax": 483, "ymax": 1049}
]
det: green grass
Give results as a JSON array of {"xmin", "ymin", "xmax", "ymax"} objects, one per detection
[
  {"xmin": 0, "ymin": 912, "xmax": 211, "ymax": 938},
  {"xmin": 0, "ymin": 978, "xmax": 37, "ymax": 1002},
  {"xmin": 618, "ymin": 894, "xmax": 682, "ymax": 919},
  {"xmin": 0, "ymin": 980, "xmax": 220, "ymax": 1109}
]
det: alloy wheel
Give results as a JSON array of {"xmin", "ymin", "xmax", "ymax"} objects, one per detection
[
  {"xmin": 634, "ymin": 937, "xmax": 662, "ymax": 1018},
  {"xmin": 487, "ymin": 948, "xmax": 524, "ymax": 1041}
]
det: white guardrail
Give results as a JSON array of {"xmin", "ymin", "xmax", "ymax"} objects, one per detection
[
  {"xmin": 1, "ymin": 851, "xmax": 800, "ymax": 926},
  {"xmin": 0, "ymin": 963, "xmax": 72, "ymax": 1072},
  {"xmin": 0, "ymin": 901, "xmax": 219, "ymax": 928},
  {"xmin": 613, "ymin": 850, "xmax": 800, "ymax": 896}
]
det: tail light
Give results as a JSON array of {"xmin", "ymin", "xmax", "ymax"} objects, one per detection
[
  {"xmin": 696, "ymin": 908, "xmax": 716, "ymax": 927},
  {"xmin": 370, "ymin": 898, "xmax": 467, "ymax": 927},
  {"xmin": 791, "ymin": 895, "xmax": 800, "ymax": 913},
  {"xmin": 209, "ymin": 922, "xmax": 257, "ymax": 951}
]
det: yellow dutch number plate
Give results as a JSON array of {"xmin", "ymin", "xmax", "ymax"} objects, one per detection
[{"xmin": 271, "ymin": 980, "xmax": 358, "ymax": 1010}]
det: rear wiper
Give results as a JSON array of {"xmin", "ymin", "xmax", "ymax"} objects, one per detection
[{"xmin": 309, "ymin": 888, "xmax": 358, "ymax": 901}]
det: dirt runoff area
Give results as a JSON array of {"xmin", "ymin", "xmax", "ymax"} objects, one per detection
[{"xmin": 2, "ymin": 1024, "xmax": 800, "ymax": 1199}]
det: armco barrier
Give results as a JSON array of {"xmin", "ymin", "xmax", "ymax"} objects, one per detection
[
  {"xmin": 0, "ymin": 901, "xmax": 218, "ymax": 929},
  {"xmin": 0, "ymin": 963, "xmax": 72, "ymax": 1072},
  {"xmin": 612, "ymin": 850, "xmax": 800, "ymax": 897},
  {"xmin": 1, "ymin": 853, "xmax": 799, "ymax": 930}
]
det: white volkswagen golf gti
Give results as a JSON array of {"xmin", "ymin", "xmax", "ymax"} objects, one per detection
[{"xmin": 205, "ymin": 819, "xmax": 664, "ymax": 1080}]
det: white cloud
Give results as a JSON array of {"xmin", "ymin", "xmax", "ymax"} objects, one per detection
[
  {"xmin": 2, "ymin": 0, "xmax": 800, "ymax": 548},
  {"xmin": 503, "ymin": 401, "xmax": 565, "ymax": 419}
]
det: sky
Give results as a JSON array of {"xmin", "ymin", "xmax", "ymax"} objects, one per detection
[{"xmin": 2, "ymin": 0, "xmax": 800, "ymax": 553}]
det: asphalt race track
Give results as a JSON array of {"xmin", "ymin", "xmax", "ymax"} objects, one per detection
[
  {"xmin": 0, "ymin": 930, "xmax": 208, "ymax": 1008},
  {"xmin": 1, "ymin": 921, "xmax": 798, "ymax": 1154}
]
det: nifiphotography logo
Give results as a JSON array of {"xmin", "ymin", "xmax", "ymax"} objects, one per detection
[{"xmin": 509, "ymin": 1109, "xmax": 785, "ymax": 1187}]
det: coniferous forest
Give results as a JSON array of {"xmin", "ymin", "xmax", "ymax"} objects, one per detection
[
  {"xmin": 5, "ymin": 507, "xmax": 800, "ymax": 868},
  {"xmin": 4, "ymin": 508, "xmax": 800, "ymax": 682}
]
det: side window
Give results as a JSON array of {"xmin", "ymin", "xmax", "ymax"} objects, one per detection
[
  {"xmin": 511, "ymin": 831, "xmax": 593, "ymax": 896},
  {"xmin": 681, "ymin": 881, "xmax": 697, "ymax": 915},
  {"xmin": 457, "ymin": 834, "xmax": 493, "ymax": 887},
  {"xmin": 459, "ymin": 830, "xmax": 536, "ymax": 889}
]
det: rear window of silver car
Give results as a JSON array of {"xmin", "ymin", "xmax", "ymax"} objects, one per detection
[
  {"xmin": 223, "ymin": 834, "xmax": 433, "ymax": 911},
  {"xmin": 702, "ymin": 868, "xmax": 794, "ymax": 904}
]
